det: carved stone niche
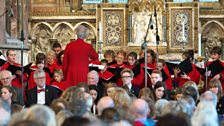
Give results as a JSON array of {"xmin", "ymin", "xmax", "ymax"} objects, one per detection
[{"xmin": 201, "ymin": 21, "xmax": 224, "ymax": 58}]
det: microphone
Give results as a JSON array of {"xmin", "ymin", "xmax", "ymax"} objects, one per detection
[
  {"xmin": 141, "ymin": 42, "xmax": 147, "ymax": 50},
  {"xmin": 149, "ymin": 14, "xmax": 153, "ymax": 29}
]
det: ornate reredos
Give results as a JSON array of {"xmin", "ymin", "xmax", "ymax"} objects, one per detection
[{"xmin": 128, "ymin": 0, "xmax": 166, "ymax": 46}]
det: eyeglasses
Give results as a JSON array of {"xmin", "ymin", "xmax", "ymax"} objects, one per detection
[
  {"xmin": 35, "ymin": 77, "xmax": 46, "ymax": 80},
  {"xmin": 121, "ymin": 76, "xmax": 131, "ymax": 79},
  {"xmin": 1, "ymin": 77, "xmax": 11, "ymax": 81}
]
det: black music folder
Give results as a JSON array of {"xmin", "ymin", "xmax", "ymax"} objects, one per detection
[
  {"xmin": 7, "ymin": 63, "xmax": 32, "ymax": 75},
  {"xmin": 196, "ymin": 60, "xmax": 224, "ymax": 77},
  {"xmin": 166, "ymin": 58, "xmax": 193, "ymax": 75}
]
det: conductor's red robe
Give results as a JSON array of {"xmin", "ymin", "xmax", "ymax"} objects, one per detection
[{"xmin": 62, "ymin": 39, "xmax": 98, "ymax": 86}]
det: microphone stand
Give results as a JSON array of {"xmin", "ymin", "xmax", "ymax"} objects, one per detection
[
  {"xmin": 204, "ymin": 50, "xmax": 209, "ymax": 90},
  {"xmin": 154, "ymin": 0, "xmax": 160, "ymax": 68},
  {"xmin": 142, "ymin": 14, "xmax": 152, "ymax": 87}
]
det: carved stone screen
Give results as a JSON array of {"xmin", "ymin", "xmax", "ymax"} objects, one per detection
[
  {"xmin": 103, "ymin": 10, "xmax": 124, "ymax": 46},
  {"xmin": 167, "ymin": 2, "xmax": 199, "ymax": 52}
]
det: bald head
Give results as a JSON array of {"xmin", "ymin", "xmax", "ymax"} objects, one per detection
[
  {"xmin": 131, "ymin": 99, "xmax": 149, "ymax": 118},
  {"xmin": 97, "ymin": 96, "xmax": 115, "ymax": 116},
  {"xmin": 76, "ymin": 25, "xmax": 88, "ymax": 39}
]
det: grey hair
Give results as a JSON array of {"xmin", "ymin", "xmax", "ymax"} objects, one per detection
[
  {"xmin": 200, "ymin": 91, "xmax": 218, "ymax": 107},
  {"xmin": 88, "ymin": 70, "xmax": 99, "ymax": 82},
  {"xmin": 155, "ymin": 99, "xmax": 169, "ymax": 117},
  {"xmin": 161, "ymin": 99, "xmax": 194, "ymax": 117},
  {"xmin": 33, "ymin": 69, "xmax": 46, "ymax": 79},
  {"xmin": 76, "ymin": 25, "xmax": 88, "ymax": 39},
  {"xmin": 191, "ymin": 101, "xmax": 218, "ymax": 126},
  {"xmin": 0, "ymin": 70, "xmax": 12, "ymax": 79},
  {"xmin": 23, "ymin": 105, "xmax": 57, "ymax": 126}
]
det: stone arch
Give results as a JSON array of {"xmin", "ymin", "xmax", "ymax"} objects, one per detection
[
  {"xmin": 29, "ymin": 22, "xmax": 53, "ymax": 61},
  {"xmin": 201, "ymin": 20, "xmax": 224, "ymax": 57},
  {"xmin": 53, "ymin": 22, "xmax": 74, "ymax": 49},
  {"xmin": 75, "ymin": 22, "xmax": 97, "ymax": 49}
]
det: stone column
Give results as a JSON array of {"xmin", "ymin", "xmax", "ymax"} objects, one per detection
[{"xmin": 0, "ymin": 0, "xmax": 6, "ymax": 44}]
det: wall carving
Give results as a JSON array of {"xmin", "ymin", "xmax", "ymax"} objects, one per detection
[
  {"xmin": 167, "ymin": 2, "xmax": 199, "ymax": 52},
  {"xmin": 30, "ymin": 21, "xmax": 97, "ymax": 61}
]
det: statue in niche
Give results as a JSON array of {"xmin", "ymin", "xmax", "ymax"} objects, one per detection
[
  {"xmin": 35, "ymin": 28, "xmax": 51, "ymax": 55},
  {"xmin": 131, "ymin": 10, "xmax": 163, "ymax": 46},
  {"xmin": 206, "ymin": 35, "xmax": 222, "ymax": 51},
  {"xmin": 65, "ymin": 0, "xmax": 70, "ymax": 5},
  {"xmin": 54, "ymin": 26, "xmax": 73, "ymax": 49}
]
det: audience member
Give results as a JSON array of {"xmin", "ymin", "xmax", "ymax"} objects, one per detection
[
  {"xmin": 0, "ymin": 98, "xmax": 11, "ymax": 126},
  {"xmin": 97, "ymin": 96, "xmax": 115, "ymax": 116}
]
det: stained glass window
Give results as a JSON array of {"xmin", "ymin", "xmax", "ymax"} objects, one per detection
[
  {"xmin": 83, "ymin": 0, "xmax": 102, "ymax": 4},
  {"xmin": 108, "ymin": 0, "xmax": 128, "ymax": 3}
]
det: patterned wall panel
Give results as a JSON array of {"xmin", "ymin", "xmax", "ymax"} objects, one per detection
[
  {"xmin": 103, "ymin": 10, "xmax": 124, "ymax": 46},
  {"xmin": 167, "ymin": 2, "xmax": 199, "ymax": 52},
  {"xmin": 97, "ymin": 4, "xmax": 128, "ymax": 51},
  {"xmin": 171, "ymin": 8, "xmax": 192, "ymax": 48}
]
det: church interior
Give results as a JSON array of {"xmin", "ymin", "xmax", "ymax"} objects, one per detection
[{"xmin": 0, "ymin": 0, "xmax": 224, "ymax": 62}]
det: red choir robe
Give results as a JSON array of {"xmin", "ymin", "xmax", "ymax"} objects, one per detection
[
  {"xmin": 98, "ymin": 70, "xmax": 115, "ymax": 84},
  {"xmin": 47, "ymin": 61, "xmax": 60, "ymax": 73},
  {"xmin": 51, "ymin": 81, "xmax": 68, "ymax": 91},
  {"xmin": 1, "ymin": 62, "xmax": 28, "ymax": 88},
  {"xmin": 162, "ymin": 65, "xmax": 173, "ymax": 90},
  {"xmin": 141, "ymin": 61, "xmax": 157, "ymax": 87},
  {"xmin": 175, "ymin": 64, "xmax": 200, "ymax": 87},
  {"xmin": 62, "ymin": 39, "xmax": 98, "ymax": 86},
  {"xmin": 202, "ymin": 60, "xmax": 224, "ymax": 90}
]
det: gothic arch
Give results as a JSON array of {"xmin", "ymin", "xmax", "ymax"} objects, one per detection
[{"xmin": 30, "ymin": 22, "xmax": 53, "ymax": 39}]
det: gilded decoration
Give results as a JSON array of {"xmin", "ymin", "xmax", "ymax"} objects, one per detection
[
  {"xmin": 167, "ymin": 2, "xmax": 199, "ymax": 52},
  {"xmin": 97, "ymin": 4, "xmax": 128, "ymax": 51}
]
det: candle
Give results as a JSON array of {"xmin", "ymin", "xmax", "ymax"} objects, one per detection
[
  {"xmin": 198, "ymin": 33, "xmax": 201, "ymax": 56},
  {"xmin": 182, "ymin": 21, "xmax": 185, "ymax": 42},
  {"xmin": 99, "ymin": 21, "xmax": 103, "ymax": 41}
]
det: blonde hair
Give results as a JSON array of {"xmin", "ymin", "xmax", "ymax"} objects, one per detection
[
  {"xmin": 209, "ymin": 79, "xmax": 223, "ymax": 99},
  {"xmin": 109, "ymin": 87, "xmax": 131, "ymax": 108}
]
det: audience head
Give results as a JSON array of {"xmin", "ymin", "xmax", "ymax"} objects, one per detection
[
  {"xmin": 120, "ymin": 69, "xmax": 134, "ymax": 86},
  {"xmin": 77, "ymin": 82, "xmax": 89, "ymax": 93},
  {"xmin": 52, "ymin": 42, "xmax": 62, "ymax": 55},
  {"xmin": 0, "ymin": 70, "xmax": 13, "ymax": 86},
  {"xmin": 156, "ymin": 113, "xmax": 191, "ymax": 126},
  {"xmin": 1, "ymin": 86, "xmax": 17, "ymax": 104},
  {"xmin": 50, "ymin": 98, "xmax": 67, "ymax": 114},
  {"xmin": 56, "ymin": 110, "xmax": 73, "ymax": 126},
  {"xmin": 155, "ymin": 99, "xmax": 169, "ymax": 117},
  {"xmin": 76, "ymin": 25, "xmax": 88, "ymax": 39},
  {"xmin": 175, "ymin": 87, "xmax": 183, "ymax": 101},
  {"xmin": 97, "ymin": 96, "xmax": 115, "ymax": 116},
  {"xmin": 87, "ymin": 70, "xmax": 99, "ymax": 86},
  {"xmin": 151, "ymin": 70, "xmax": 162, "ymax": 86},
  {"xmin": 89, "ymin": 85, "xmax": 99, "ymax": 104},
  {"xmin": 182, "ymin": 85, "xmax": 198, "ymax": 103},
  {"xmin": 100, "ymin": 107, "xmax": 121, "ymax": 124},
  {"xmin": 130, "ymin": 99, "xmax": 149, "ymax": 120},
  {"xmin": 23, "ymin": 105, "xmax": 56, "ymax": 126},
  {"xmin": 209, "ymin": 78, "xmax": 223, "ymax": 99},
  {"xmin": 33, "ymin": 69, "xmax": 46, "ymax": 88},
  {"xmin": 0, "ymin": 98, "xmax": 11, "ymax": 126},
  {"xmin": 191, "ymin": 101, "xmax": 218, "ymax": 126},
  {"xmin": 154, "ymin": 81, "xmax": 167, "ymax": 101},
  {"xmin": 200, "ymin": 91, "xmax": 218, "ymax": 107},
  {"xmin": 60, "ymin": 86, "xmax": 78, "ymax": 103},
  {"xmin": 62, "ymin": 116, "xmax": 91, "ymax": 126},
  {"xmin": 104, "ymin": 82, "xmax": 117, "ymax": 96},
  {"xmin": 6, "ymin": 49, "xmax": 17, "ymax": 63},
  {"xmin": 109, "ymin": 87, "xmax": 131, "ymax": 109},
  {"xmin": 104, "ymin": 50, "xmax": 115, "ymax": 63}
]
